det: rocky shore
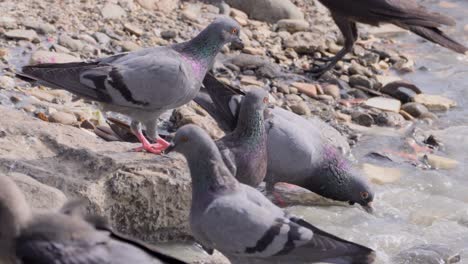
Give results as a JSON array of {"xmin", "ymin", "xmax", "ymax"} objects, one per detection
[{"xmin": 0, "ymin": 0, "xmax": 465, "ymax": 263}]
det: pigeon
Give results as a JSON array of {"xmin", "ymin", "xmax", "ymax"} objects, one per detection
[
  {"xmin": 309, "ymin": 0, "xmax": 468, "ymax": 76},
  {"xmin": 0, "ymin": 175, "xmax": 187, "ymax": 264},
  {"xmin": 165, "ymin": 125, "xmax": 376, "ymax": 264},
  {"xmin": 20, "ymin": 17, "xmax": 242, "ymax": 154},
  {"xmin": 215, "ymin": 88, "xmax": 269, "ymax": 187},
  {"xmin": 194, "ymin": 74, "xmax": 374, "ymax": 212}
]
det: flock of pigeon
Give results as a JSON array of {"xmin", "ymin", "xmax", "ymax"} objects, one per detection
[{"xmin": 2, "ymin": 0, "xmax": 466, "ymax": 263}]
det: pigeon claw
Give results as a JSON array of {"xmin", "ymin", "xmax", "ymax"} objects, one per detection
[{"xmin": 132, "ymin": 138, "xmax": 170, "ymax": 155}]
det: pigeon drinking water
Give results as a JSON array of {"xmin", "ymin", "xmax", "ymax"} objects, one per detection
[
  {"xmin": 165, "ymin": 125, "xmax": 376, "ymax": 264},
  {"xmin": 195, "ymin": 74, "xmax": 374, "ymax": 212},
  {"xmin": 21, "ymin": 17, "xmax": 242, "ymax": 154},
  {"xmin": 0, "ymin": 175, "xmax": 187, "ymax": 264}
]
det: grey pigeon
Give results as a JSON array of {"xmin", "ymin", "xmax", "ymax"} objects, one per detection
[
  {"xmin": 20, "ymin": 17, "xmax": 242, "ymax": 154},
  {"xmin": 0, "ymin": 175, "xmax": 187, "ymax": 264},
  {"xmin": 309, "ymin": 0, "xmax": 467, "ymax": 76},
  {"xmin": 215, "ymin": 88, "xmax": 269, "ymax": 187},
  {"xmin": 194, "ymin": 74, "xmax": 374, "ymax": 212},
  {"xmin": 165, "ymin": 125, "xmax": 376, "ymax": 264}
]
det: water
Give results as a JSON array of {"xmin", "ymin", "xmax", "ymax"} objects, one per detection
[{"xmin": 293, "ymin": 1, "xmax": 468, "ymax": 263}]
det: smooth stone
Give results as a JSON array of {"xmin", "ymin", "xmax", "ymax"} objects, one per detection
[
  {"xmin": 124, "ymin": 23, "xmax": 143, "ymax": 36},
  {"xmin": 291, "ymin": 82, "xmax": 317, "ymax": 98},
  {"xmin": 23, "ymin": 20, "xmax": 56, "ymax": 34},
  {"xmin": 225, "ymin": 0, "xmax": 304, "ymax": 23},
  {"xmin": 401, "ymin": 102, "xmax": 429, "ymax": 118},
  {"xmin": 362, "ymin": 163, "xmax": 401, "ymax": 184},
  {"xmin": 364, "ymin": 97, "xmax": 401, "ymax": 112},
  {"xmin": 420, "ymin": 154, "xmax": 459, "ymax": 170},
  {"xmin": 59, "ymin": 34, "xmax": 85, "ymax": 51},
  {"xmin": 4, "ymin": 29, "xmax": 39, "ymax": 41},
  {"xmin": 242, "ymin": 47, "xmax": 265, "ymax": 56},
  {"xmin": 0, "ymin": 76, "xmax": 16, "ymax": 90},
  {"xmin": 49, "ymin": 111, "xmax": 78, "ymax": 125},
  {"xmin": 375, "ymin": 112, "xmax": 406, "ymax": 127},
  {"xmin": 120, "ymin": 40, "xmax": 141, "ymax": 51},
  {"xmin": 277, "ymin": 19, "xmax": 309, "ymax": 33},
  {"xmin": 161, "ymin": 30, "xmax": 177, "ymax": 39},
  {"xmin": 101, "ymin": 3, "xmax": 126, "ymax": 19},
  {"xmin": 30, "ymin": 50, "xmax": 80, "ymax": 64},
  {"xmin": 289, "ymin": 101, "xmax": 311, "ymax": 116},
  {"xmin": 322, "ymin": 84, "xmax": 340, "ymax": 99},
  {"xmin": 349, "ymin": 74, "xmax": 373, "ymax": 89},
  {"xmin": 240, "ymin": 76, "xmax": 263, "ymax": 87},
  {"xmin": 413, "ymin": 94, "xmax": 456, "ymax": 111},
  {"xmin": 93, "ymin": 32, "xmax": 111, "ymax": 45},
  {"xmin": 351, "ymin": 112, "xmax": 374, "ymax": 127}
]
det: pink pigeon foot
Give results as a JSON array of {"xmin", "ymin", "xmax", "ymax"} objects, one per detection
[{"xmin": 132, "ymin": 131, "xmax": 170, "ymax": 155}]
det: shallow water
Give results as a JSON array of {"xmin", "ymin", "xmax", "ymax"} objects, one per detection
[{"xmin": 293, "ymin": 0, "xmax": 468, "ymax": 263}]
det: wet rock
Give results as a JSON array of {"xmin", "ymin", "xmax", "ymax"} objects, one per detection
[
  {"xmin": 364, "ymin": 97, "xmax": 401, "ymax": 112},
  {"xmin": 291, "ymin": 82, "xmax": 317, "ymax": 98},
  {"xmin": 349, "ymin": 74, "xmax": 372, "ymax": 89},
  {"xmin": 23, "ymin": 20, "xmax": 56, "ymax": 34},
  {"xmin": 421, "ymin": 154, "xmax": 459, "ymax": 170},
  {"xmin": 393, "ymin": 244, "xmax": 461, "ymax": 264},
  {"xmin": 0, "ymin": 16, "xmax": 16, "ymax": 29},
  {"xmin": 351, "ymin": 112, "xmax": 374, "ymax": 127},
  {"xmin": 30, "ymin": 50, "xmax": 81, "ymax": 64},
  {"xmin": 4, "ymin": 29, "xmax": 39, "ymax": 41},
  {"xmin": 289, "ymin": 101, "xmax": 311, "ymax": 116},
  {"xmin": 0, "ymin": 75, "xmax": 15, "ymax": 90},
  {"xmin": 8, "ymin": 172, "xmax": 67, "ymax": 210},
  {"xmin": 381, "ymin": 80, "xmax": 422, "ymax": 104},
  {"xmin": 123, "ymin": 23, "xmax": 143, "ymax": 36},
  {"xmin": 161, "ymin": 30, "xmax": 177, "ymax": 40},
  {"xmin": 401, "ymin": 102, "xmax": 429, "ymax": 118},
  {"xmin": 362, "ymin": 163, "xmax": 401, "ymax": 184},
  {"xmin": 413, "ymin": 94, "xmax": 456, "ymax": 111},
  {"xmin": 225, "ymin": 0, "xmax": 303, "ymax": 23},
  {"xmin": 101, "ymin": 3, "xmax": 126, "ymax": 19},
  {"xmin": 375, "ymin": 112, "xmax": 406, "ymax": 127},
  {"xmin": 59, "ymin": 34, "xmax": 85, "ymax": 51},
  {"xmin": 136, "ymin": 0, "xmax": 179, "ymax": 12},
  {"xmin": 277, "ymin": 19, "xmax": 309, "ymax": 33},
  {"xmin": 49, "ymin": 111, "xmax": 78, "ymax": 125}
]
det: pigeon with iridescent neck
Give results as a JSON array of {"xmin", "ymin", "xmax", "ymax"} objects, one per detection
[
  {"xmin": 215, "ymin": 88, "xmax": 269, "ymax": 187},
  {"xmin": 20, "ymin": 17, "xmax": 242, "ymax": 154},
  {"xmin": 165, "ymin": 125, "xmax": 376, "ymax": 264}
]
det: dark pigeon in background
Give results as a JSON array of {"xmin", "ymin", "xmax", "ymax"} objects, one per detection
[
  {"xmin": 0, "ymin": 175, "xmax": 187, "ymax": 264},
  {"xmin": 20, "ymin": 17, "xmax": 242, "ymax": 154},
  {"xmin": 309, "ymin": 0, "xmax": 468, "ymax": 76},
  {"xmin": 165, "ymin": 125, "xmax": 376, "ymax": 264},
  {"xmin": 215, "ymin": 88, "xmax": 269, "ymax": 187},
  {"xmin": 195, "ymin": 74, "xmax": 374, "ymax": 212}
]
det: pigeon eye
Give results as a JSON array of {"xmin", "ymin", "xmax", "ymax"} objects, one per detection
[
  {"xmin": 360, "ymin": 192, "xmax": 369, "ymax": 199},
  {"xmin": 180, "ymin": 136, "xmax": 189, "ymax": 143},
  {"xmin": 263, "ymin": 97, "xmax": 269, "ymax": 104},
  {"xmin": 231, "ymin": 28, "xmax": 238, "ymax": 34}
]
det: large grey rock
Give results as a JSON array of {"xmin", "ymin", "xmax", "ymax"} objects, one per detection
[
  {"xmin": 225, "ymin": 0, "xmax": 303, "ymax": 23},
  {"xmin": 0, "ymin": 106, "xmax": 192, "ymax": 242}
]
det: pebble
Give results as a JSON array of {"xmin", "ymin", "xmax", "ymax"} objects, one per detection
[
  {"xmin": 290, "ymin": 102, "xmax": 310, "ymax": 116},
  {"xmin": 23, "ymin": 20, "xmax": 56, "ymax": 34},
  {"xmin": 124, "ymin": 23, "xmax": 143, "ymax": 36},
  {"xmin": 401, "ymin": 102, "xmax": 429, "ymax": 118},
  {"xmin": 240, "ymin": 76, "xmax": 263, "ymax": 87},
  {"xmin": 362, "ymin": 163, "xmax": 402, "ymax": 184},
  {"xmin": 322, "ymin": 84, "xmax": 340, "ymax": 99},
  {"xmin": 59, "ymin": 34, "xmax": 85, "ymax": 51},
  {"xmin": 351, "ymin": 112, "xmax": 374, "ymax": 127},
  {"xmin": 161, "ymin": 30, "xmax": 177, "ymax": 39},
  {"xmin": 421, "ymin": 154, "xmax": 459, "ymax": 170},
  {"xmin": 349, "ymin": 74, "xmax": 373, "ymax": 89},
  {"xmin": 413, "ymin": 94, "xmax": 457, "ymax": 111},
  {"xmin": 49, "ymin": 111, "xmax": 77, "ymax": 125},
  {"xmin": 4, "ymin": 29, "xmax": 39, "ymax": 41},
  {"xmin": 375, "ymin": 112, "xmax": 406, "ymax": 127},
  {"xmin": 30, "ymin": 50, "xmax": 80, "ymax": 64},
  {"xmin": 120, "ymin": 40, "xmax": 141, "ymax": 51},
  {"xmin": 242, "ymin": 47, "xmax": 265, "ymax": 56},
  {"xmin": 93, "ymin": 32, "xmax": 111, "ymax": 45},
  {"xmin": 101, "ymin": 3, "xmax": 126, "ymax": 19},
  {"xmin": 364, "ymin": 97, "xmax": 401, "ymax": 112},
  {"xmin": 0, "ymin": 76, "xmax": 16, "ymax": 90},
  {"xmin": 181, "ymin": 6, "xmax": 200, "ymax": 22},
  {"xmin": 276, "ymin": 19, "xmax": 309, "ymax": 33},
  {"xmin": 291, "ymin": 82, "xmax": 317, "ymax": 98}
]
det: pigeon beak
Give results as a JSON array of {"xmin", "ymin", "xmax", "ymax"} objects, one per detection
[
  {"xmin": 230, "ymin": 36, "xmax": 244, "ymax": 50},
  {"xmin": 362, "ymin": 202, "xmax": 374, "ymax": 214},
  {"xmin": 163, "ymin": 143, "xmax": 176, "ymax": 154}
]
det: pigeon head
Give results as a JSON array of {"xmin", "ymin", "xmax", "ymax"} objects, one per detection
[
  {"xmin": 306, "ymin": 145, "xmax": 375, "ymax": 213},
  {"xmin": 208, "ymin": 17, "xmax": 242, "ymax": 46},
  {"xmin": 165, "ymin": 124, "xmax": 219, "ymax": 158},
  {"xmin": 242, "ymin": 88, "xmax": 270, "ymax": 112}
]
